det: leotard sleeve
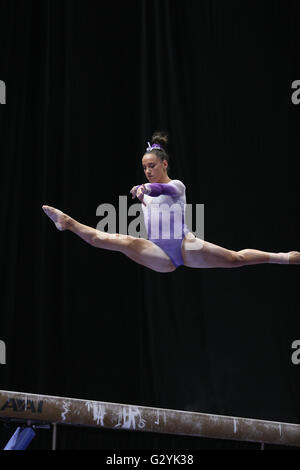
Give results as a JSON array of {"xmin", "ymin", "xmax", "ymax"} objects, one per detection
[{"xmin": 144, "ymin": 180, "xmax": 185, "ymax": 198}]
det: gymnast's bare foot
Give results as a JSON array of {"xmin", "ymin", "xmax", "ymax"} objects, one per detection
[
  {"xmin": 288, "ymin": 251, "xmax": 300, "ymax": 264},
  {"xmin": 42, "ymin": 205, "xmax": 70, "ymax": 231}
]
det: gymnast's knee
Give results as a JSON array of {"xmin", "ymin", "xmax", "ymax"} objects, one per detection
[
  {"xmin": 127, "ymin": 236, "xmax": 148, "ymax": 250},
  {"xmin": 92, "ymin": 232, "xmax": 133, "ymax": 251},
  {"xmin": 230, "ymin": 250, "xmax": 245, "ymax": 267}
]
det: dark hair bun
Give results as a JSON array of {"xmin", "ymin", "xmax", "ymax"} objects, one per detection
[{"xmin": 151, "ymin": 130, "xmax": 168, "ymax": 149}]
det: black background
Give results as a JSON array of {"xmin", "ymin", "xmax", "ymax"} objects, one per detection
[{"xmin": 0, "ymin": 0, "xmax": 299, "ymax": 450}]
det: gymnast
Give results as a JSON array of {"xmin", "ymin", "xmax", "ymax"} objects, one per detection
[{"xmin": 42, "ymin": 131, "xmax": 300, "ymax": 273}]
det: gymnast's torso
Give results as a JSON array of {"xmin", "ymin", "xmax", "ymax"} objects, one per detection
[{"xmin": 141, "ymin": 179, "xmax": 190, "ymax": 267}]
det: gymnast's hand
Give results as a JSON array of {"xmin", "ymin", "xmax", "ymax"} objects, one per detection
[
  {"xmin": 130, "ymin": 185, "xmax": 147, "ymax": 206},
  {"xmin": 130, "ymin": 185, "xmax": 139, "ymax": 198}
]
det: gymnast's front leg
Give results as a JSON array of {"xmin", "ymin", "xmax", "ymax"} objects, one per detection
[{"xmin": 42, "ymin": 205, "xmax": 176, "ymax": 273}]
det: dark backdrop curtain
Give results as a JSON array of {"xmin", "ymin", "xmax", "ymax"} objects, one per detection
[{"xmin": 0, "ymin": 0, "xmax": 299, "ymax": 450}]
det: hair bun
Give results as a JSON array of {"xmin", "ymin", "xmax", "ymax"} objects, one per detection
[{"xmin": 151, "ymin": 130, "xmax": 168, "ymax": 149}]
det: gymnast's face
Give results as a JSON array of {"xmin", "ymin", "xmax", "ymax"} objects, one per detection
[{"xmin": 142, "ymin": 153, "xmax": 168, "ymax": 183}]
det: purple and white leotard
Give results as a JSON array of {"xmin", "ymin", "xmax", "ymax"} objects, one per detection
[{"xmin": 141, "ymin": 180, "xmax": 190, "ymax": 268}]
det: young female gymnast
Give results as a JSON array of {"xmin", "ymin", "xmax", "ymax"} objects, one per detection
[{"xmin": 42, "ymin": 131, "xmax": 300, "ymax": 273}]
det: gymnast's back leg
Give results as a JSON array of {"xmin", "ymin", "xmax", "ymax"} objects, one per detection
[
  {"xmin": 42, "ymin": 205, "xmax": 176, "ymax": 273},
  {"xmin": 182, "ymin": 234, "xmax": 300, "ymax": 268}
]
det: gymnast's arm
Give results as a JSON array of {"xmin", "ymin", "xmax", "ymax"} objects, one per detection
[{"xmin": 143, "ymin": 180, "xmax": 185, "ymax": 197}]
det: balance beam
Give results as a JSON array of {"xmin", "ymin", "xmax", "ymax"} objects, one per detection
[{"xmin": 1, "ymin": 390, "xmax": 300, "ymax": 447}]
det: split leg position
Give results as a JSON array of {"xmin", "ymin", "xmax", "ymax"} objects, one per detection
[{"xmin": 42, "ymin": 206, "xmax": 300, "ymax": 273}]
